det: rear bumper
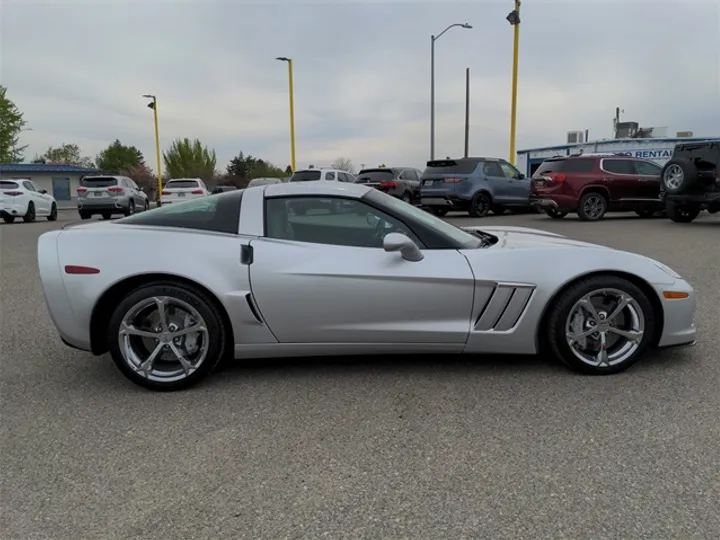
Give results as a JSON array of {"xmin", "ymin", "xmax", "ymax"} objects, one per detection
[
  {"xmin": 421, "ymin": 196, "xmax": 469, "ymax": 208},
  {"xmin": 530, "ymin": 195, "xmax": 577, "ymax": 212},
  {"xmin": 0, "ymin": 202, "xmax": 27, "ymax": 217},
  {"xmin": 78, "ymin": 198, "xmax": 130, "ymax": 211}
]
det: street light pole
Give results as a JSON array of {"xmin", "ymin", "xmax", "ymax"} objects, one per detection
[
  {"xmin": 507, "ymin": 1, "xmax": 522, "ymax": 165},
  {"xmin": 430, "ymin": 22, "xmax": 472, "ymax": 161},
  {"xmin": 143, "ymin": 94, "xmax": 163, "ymax": 205},
  {"xmin": 276, "ymin": 57, "xmax": 296, "ymax": 172}
]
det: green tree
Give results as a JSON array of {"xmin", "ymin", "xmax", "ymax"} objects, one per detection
[
  {"xmin": 42, "ymin": 143, "xmax": 94, "ymax": 168},
  {"xmin": 226, "ymin": 151, "xmax": 285, "ymax": 181},
  {"xmin": 96, "ymin": 139, "xmax": 144, "ymax": 173},
  {"xmin": 163, "ymin": 138, "xmax": 216, "ymax": 181},
  {"xmin": 0, "ymin": 86, "xmax": 28, "ymax": 162}
]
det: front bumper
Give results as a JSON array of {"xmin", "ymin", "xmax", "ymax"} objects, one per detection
[{"xmin": 654, "ymin": 279, "xmax": 697, "ymax": 348}]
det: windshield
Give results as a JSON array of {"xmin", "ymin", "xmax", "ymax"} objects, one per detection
[
  {"xmin": 364, "ymin": 189, "xmax": 483, "ymax": 249},
  {"xmin": 290, "ymin": 170, "xmax": 322, "ymax": 182}
]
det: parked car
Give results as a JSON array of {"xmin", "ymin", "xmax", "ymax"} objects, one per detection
[
  {"xmin": 37, "ymin": 181, "xmax": 696, "ymax": 391},
  {"xmin": 160, "ymin": 178, "xmax": 209, "ymax": 205},
  {"xmin": 289, "ymin": 168, "xmax": 356, "ymax": 183},
  {"xmin": 420, "ymin": 157, "xmax": 531, "ymax": 217},
  {"xmin": 211, "ymin": 185, "xmax": 238, "ymax": 194},
  {"xmin": 355, "ymin": 167, "xmax": 423, "ymax": 203},
  {"xmin": 660, "ymin": 141, "xmax": 720, "ymax": 223},
  {"xmin": 77, "ymin": 175, "xmax": 150, "ymax": 220},
  {"xmin": 0, "ymin": 178, "xmax": 58, "ymax": 224},
  {"xmin": 530, "ymin": 154, "xmax": 665, "ymax": 221},
  {"xmin": 247, "ymin": 177, "xmax": 284, "ymax": 187}
]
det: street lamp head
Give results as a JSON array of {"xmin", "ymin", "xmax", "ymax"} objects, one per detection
[
  {"xmin": 506, "ymin": 10, "xmax": 521, "ymax": 25},
  {"xmin": 142, "ymin": 94, "xmax": 155, "ymax": 98},
  {"xmin": 461, "ymin": 23, "xmax": 473, "ymax": 29},
  {"xmin": 276, "ymin": 56, "xmax": 290, "ymax": 62}
]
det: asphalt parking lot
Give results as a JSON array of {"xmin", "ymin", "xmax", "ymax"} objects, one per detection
[{"xmin": 1, "ymin": 209, "xmax": 719, "ymax": 540}]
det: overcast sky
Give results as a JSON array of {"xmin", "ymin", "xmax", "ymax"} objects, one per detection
[{"xmin": 2, "ymin": 0, "xmax": 719, "ymax": 172}]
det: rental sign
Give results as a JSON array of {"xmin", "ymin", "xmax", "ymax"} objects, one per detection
[{"xmin": 613, "ymin": 148, "xmax": 674, "ymax": 160}]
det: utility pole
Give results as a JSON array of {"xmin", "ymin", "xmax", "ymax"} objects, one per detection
[{"xmin": 464, "ymin": 67, "xmax": 470, "ymax": 158}]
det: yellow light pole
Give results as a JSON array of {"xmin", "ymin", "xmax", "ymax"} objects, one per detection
[
  {"xmin": 276, "ymin": 57, "xmax": 296, "ymax": 172},
  {"xmin": 142, "ymin": 94, "xmax": 163, "ymax": 206},
  {"xmin": 507, "ymin": 1, "xmax": 521, "ymax": 165}
]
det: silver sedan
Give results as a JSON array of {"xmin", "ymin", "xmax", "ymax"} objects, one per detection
[{"xmin": 37, "ymin": 181, "xmax": 697, "ymax": 391}]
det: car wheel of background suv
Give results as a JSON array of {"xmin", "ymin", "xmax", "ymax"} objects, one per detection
[
  {"xmin": 79, "ymin": 211, "xmax": 91, "ymax": 220},
  {"xmin": 544, "ymin": 208, "xmax": 568, "ymax": 219},
  {"xmin": 666, "ymin": 202, "xmax": 701, "ymax": 223},
  {"xmin": 577, "ymin": 192, "xmax": 608, "ymax": 221},
  {"xmin": 428, "ymin": 207, "xmax": 448, "ymax": 217},
  {"xmin": 469, "ymin": 192, "xmax": 491, "ymax": 218}
]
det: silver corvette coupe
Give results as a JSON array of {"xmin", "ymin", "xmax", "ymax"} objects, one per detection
[{"xmin": 38, "ymin": 181, "xmax": 696, "ymax": 391}]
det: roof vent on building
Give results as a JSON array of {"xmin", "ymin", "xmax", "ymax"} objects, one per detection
[
  {"xmin": 566, "ymin": 130, "xmax": 586, "ymax": 144},
  {"xmin": 676, "ymin": 130, "xmax": 694, "ymax": 138}
]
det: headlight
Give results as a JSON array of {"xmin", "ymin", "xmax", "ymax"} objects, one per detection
[{"xmin": 648, "ymin": 258, "xmax": 682, "ymax": 279}]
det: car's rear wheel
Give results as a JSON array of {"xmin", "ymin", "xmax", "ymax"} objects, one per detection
[
  {"xmin": 468, "ymin": 192, "xmax": 491, "ymax": 218},
  {"xmin": 48, "ymin": 203, "xmax": 58, "ymax": 221},
  {"xmin": 3, "ymin": 216, "xmax": 15, "ymax": 224},
  {"xmin": 124, "ymin": 200, "xmax": 136, "ymax": 217},
  {"xmin": 79, "ymin": 211, "xmax": 91, "ymax": 220},
  {"xmin": 101, "ymin": 212, "xmax": 112, "ymax": 220},
  {"xmin": 107, "ymin": 282, "xmax": 227, "ymax": 391},
  {"xmin": 546, "ymin": 275, "xmax": 655, "ymax": 375},
  {"xmin": 666, "ymin": 202, "xmax": 701, "ymax": 223},
  {"xmin": 577, "ymin": 192, "xmax": 608, "ymax": 221},
  {"xmin": 429, "ymin": 207, "xmax": 449, "ymax": 217},
  {"xmin": 23, "ymin": 202, "xmax": 36, "ymax": 223},
  {"xmin": 544, "ymin": 208, "xmax": 568, "ymax": 219},
  {"xmin": 401, "ymin": 192, "xmax": 412, "ymax": 204}
]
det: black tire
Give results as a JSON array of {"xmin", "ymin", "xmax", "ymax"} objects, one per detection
[
  {"xmin": 491, "ymin": 205, "xmax": 507, "ymax": 215},
  {"xmin": 429, "ymin": 207, "xmax": 449, "ymax": 217},
  {"xmin": 2, "ymin": 216, "xmax": 15, "ymax": 224},
  {"xmin": 544, "ymin": 208, "xmax": 568, "ymax": 219},
  {"xmin": 124, "ymin": 200, "xmax": 135, "ymax": 217},
  {"xmin": 401, "ymin": 192, "xmax": 412, "ymax": 204},
  {"xmin": 666, "ymin": 202, "xmax": 701, "ymax": 223},
  {"xmin": 101, "ymin": 212, "xmax": 112, "ymax": 220},
  {"xmin": 23, "ymin": 202, "xmax": 36, "ymax": 223},
  {"xmin": 577, "ymin": 191, "xmax": 608, "ymax": 221},
  {"xmin": 468, "ymin": 192, "xmax": 491, "ymax": 218},
  {"xmin": 79, "ymin": 211, "xmax": 91, "ymax": 220},
  {"xmin": 546, "ymin": 275, "xmax": 655, "ymax": 375},
  {"xmin": 107, "ymin": 282, "xmax": 228, "ymax": 391},
  {"xmin": 48, "ymin": 203, "xmax": 58, "ymax": 221},
  {"xmin": 661, "ymin": 158, "xmax": 698, "ymax": 195}
]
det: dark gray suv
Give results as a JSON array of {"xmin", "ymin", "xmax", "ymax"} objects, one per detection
[{"xmin": 420, "ymin": 157, "xmax": 531, "ymax": 217}]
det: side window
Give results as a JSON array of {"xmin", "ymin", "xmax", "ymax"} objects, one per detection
[
  {"xmin": 482, "ymin": 162, "xmax": 504, "ymax": 177},
  {"xmin": 409, "ymin": 170, "xmax": 420, "ymax": 181},
  {"xmin": 265, "ymin": 197, "xmax": 422, "ymax": 248},
  {"xmin": 633, "ymin": 161, "xmax": 662, "ymax": 176},
  {"xmin": 499, "ymin": 162, "xmax": 522, "ymax": 179},
  {"xmin": 324, "ymin": 172, "xmax": 336, "ymax": 180},
  {"xmin": 23, "ymin": 181, "xmax": 36, "ymax": 192},
  {"xmin": 603, "ymin": 159, "xmax": 635, "ymax": 174}
]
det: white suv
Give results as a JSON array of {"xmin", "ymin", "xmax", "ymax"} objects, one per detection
[
  {"xmin": 289, "ymin": 168, "xmax": 356, "ymax": 183},
  {"xmin": 0, "ymin": 178, "xmax": 58, "ymax": 224},
  {"xmin": 160, "ymin": 178, "xmax": 209, "ymax": 205}
]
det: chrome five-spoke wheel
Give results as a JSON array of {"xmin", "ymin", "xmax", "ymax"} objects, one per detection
[
  {"xmin": 108, "ymin": 283, "xmax": 227, "ymax": 390},
  {"xmin": 547, "ymin": 276, "xmax": 654, "ymax": 374}
]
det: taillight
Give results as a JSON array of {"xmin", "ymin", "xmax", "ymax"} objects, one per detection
[
  {"xmin": 545, "ymin": 173, "xmax": 567, "ymax": 182},
  {"xmin": 379, "ymin": 181, "xmax": 398, "ymax": 189},
  {"xmin": 443, "ymin": 177, "xmax": 464, "ymax": 183},
  {"xmin": 108, "ymin": 187, "xmax": 123, "ymax": 193},
  {"xmin": 3, "ymin": 191, "xmax": 23, "ymax": 196},
  {"xmin": 161, "ymin": 190, "xmax": 170, "ymax": 195},
  {"xmin": 77, "ymin": 188, "xmax": 87, "ymax": 194},
  {"xmin": 190, "ymin": 189, "xmax": 204, "ymax": 194}
]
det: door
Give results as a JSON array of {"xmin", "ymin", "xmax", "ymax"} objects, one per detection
[
  {"xmin": 498, "ymin": 161, "xmax": 531, "ymax": 205},
  {"xmin": 399, "ymin": 169, "xmax": 421, "ymax": 199},
  {"xmin": 600, "ymin": 159, "xmax": 643, "ymax": 200},
  {"xmin": 52, "ymin": 178, "xmax": 71, "ymax": 201},
  {"xmin": 631, "ymin": 160, "xmax": 663, "ymax": 199},
  {"xmin": 482, "ymin": 161, "xmax": 513, "ymax": 203},
  {"xmin": 22, "ymin": 181, "xmax": 48, "ymax": 214},
  {"xmin": 248, "ymin": 196, "xmax": 475, "ymax": 344}
]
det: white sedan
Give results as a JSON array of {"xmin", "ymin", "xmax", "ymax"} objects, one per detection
[
  {"xmin": 37, "ymin": 181, "xmax": 696, "ymax": 391},
  {"xmin": 1, "ymin": 178, "xmax": 58, "ymax": 223}
]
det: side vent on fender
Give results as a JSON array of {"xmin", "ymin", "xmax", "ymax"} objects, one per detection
[
  {"xmin": 244, "ymin": 293, "xmax": 264, "ymax": 324},
  {"xmin": 473, "ymin": 283, "xmax": 535, "ymax": 332}
]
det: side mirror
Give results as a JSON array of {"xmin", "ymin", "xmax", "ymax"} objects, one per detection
[
  {"xmin": 517, "ymin": 173, "xmax": 526, "ymax": 180},
  {"xmin": 40, "ymin": 189, "xmax": 48, "ymax": 194},
  {"xmin": 383, "ymin": 232, "xmax": 424, "ymax": 262}
]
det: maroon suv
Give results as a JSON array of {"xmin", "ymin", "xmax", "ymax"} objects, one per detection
[{"xmin": 530, "ymin": 154, "xmax": 665, "ymax": 221}]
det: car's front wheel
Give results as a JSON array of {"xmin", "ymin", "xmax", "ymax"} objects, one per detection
[
  {"xmin": 107, "ymin": 282, "xmax": 228, "ymax": 391},
  {"xmin": 23, "ymin": 202, "xmax": 36, "ymax": 223},
  {"xmin": 546, "ymin": 275, "xmax": 655, "ymax": 375},
  {"xmin": 468, "ymin": 192, "xmax": 491, "ymax": 218},
  {"xmin": 666, "ymin": 202, "xmax": 701, "ymax": 223},
  {"xmin": 48, "ymin": 203, "xmax": 58, "ymax": 221}
]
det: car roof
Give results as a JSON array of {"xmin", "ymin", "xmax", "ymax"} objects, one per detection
[{"xmin": 262, "ymin": 180, "xmax": 371, "ymax": 198}]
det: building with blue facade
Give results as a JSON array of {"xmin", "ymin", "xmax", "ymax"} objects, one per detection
[{"xmin": 0, "ymin": 163, "xmax": 101, "ymax": 207}]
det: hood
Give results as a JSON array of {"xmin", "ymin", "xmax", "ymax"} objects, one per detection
[{"xmin": 462, "ymin": 225, "xmax": 611, "ymax": 250}]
